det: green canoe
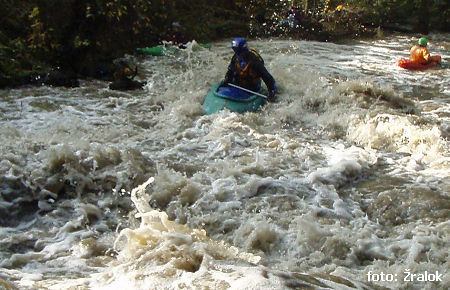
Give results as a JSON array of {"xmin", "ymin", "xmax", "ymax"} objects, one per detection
[
  {"xmin": 136, "ymin": 45, "xmax": 176, "ymax": 56},
  {"xmin": 137, "ymin": 43, "xmax": 211, "ymax": 56},
  {"xmin": 202, "ymin": 83, "xmax": 266, "ymax": 115}
]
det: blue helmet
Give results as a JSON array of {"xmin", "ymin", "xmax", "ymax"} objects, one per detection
[{"xmin": 231, "ymin": 37, "xmax": 248, "ymax": 54}]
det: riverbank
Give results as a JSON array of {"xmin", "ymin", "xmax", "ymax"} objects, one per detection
[{"xmin": 1, "ymin": 1, "xmax": 448, "ymax": 90}]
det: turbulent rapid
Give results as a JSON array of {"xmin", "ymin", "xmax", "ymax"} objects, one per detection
[{"xmin": 0, "ymin": 34, "xmax": 449, "ymax": 290}]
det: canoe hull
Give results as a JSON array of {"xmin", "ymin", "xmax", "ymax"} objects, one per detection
[
  {"xmin": 137, "ymin": 42, "xmax": 211, "ymax": 56},
  {"xmin": 137, "ymin": 45, "xmax": 177, "ymax": 56},
  {"xmin": 202, "ymin": 84, "xmax": 266, "ymax": 114},
  {"xmin": 398, "ymin": 55, "xmax": 441, "ymax": 70}
]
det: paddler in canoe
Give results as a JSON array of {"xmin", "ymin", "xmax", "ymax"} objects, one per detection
[
  {"xmin": 398, "ymin": 37, "xmax": 442, "ymax": 70},
  {"xmin": 409, "ymin": 37, "xmax": 441, "ymax": 66},
  {"xmin": 223, "ymin": 37, "xmax": 277, "ymax": 102}
]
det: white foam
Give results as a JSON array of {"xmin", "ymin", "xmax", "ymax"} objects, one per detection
[{"xmin": 1, "ymin": 35, "xmax": 449, "ymax": 290}]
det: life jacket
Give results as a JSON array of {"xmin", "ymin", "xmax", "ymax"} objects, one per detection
[
  {"xmin": 234, "ymin": 48, "xmax": 263, "ymax": 90},
  {"xmin": 410, "ymin": 45, "xmax": 430, "ymax": 65}
]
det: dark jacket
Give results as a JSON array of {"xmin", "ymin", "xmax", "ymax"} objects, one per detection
[{"xmin": 224, "ymin": 49, "xmax": 276, "ymax": 93}]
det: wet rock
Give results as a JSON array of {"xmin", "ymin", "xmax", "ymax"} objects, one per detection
[
  {"xmin": 108, "ymin": 59, "xmax": 146, "ymax": 91},
  {"xmin": 28, "ymin": 69, "xmax": 79, "ymax": 88},
  {"xmin": 6, "ymin": 238, "xmax": 37, "ymax": 254},
  {"xmin": 0, "ymin": 199, "xmax": 39, "ymax": 227},
  {"xmin": 0, "ymin": 176, "xmax": 41, "ymax": 226},
  {"xmin": 108, "ymin": 78, "xmax": 146, "ymax": 91},
  {"xmin": 0, "ymin": 175, "xmax": 33, "ymax": 202}
]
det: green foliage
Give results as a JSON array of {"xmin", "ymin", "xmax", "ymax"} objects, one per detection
[{"xmin": 346, "ymin": 0, "xmax": 450, "ymax": 31}]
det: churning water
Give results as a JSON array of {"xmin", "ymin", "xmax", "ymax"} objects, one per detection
[{"xmin": 0, "ymin": 34, "xmax": 449, "ymax": 289}]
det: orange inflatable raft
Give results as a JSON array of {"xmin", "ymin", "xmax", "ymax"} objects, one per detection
[{"xmin": 398, "ymin": 55, "xmax": 442, "ymax": 70}]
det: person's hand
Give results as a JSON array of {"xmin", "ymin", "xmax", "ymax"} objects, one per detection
[{"xmin": 267, "ymin": 90, "xmax": 276, "ymax": 102}]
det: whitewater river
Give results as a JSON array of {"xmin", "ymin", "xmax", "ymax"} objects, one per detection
[{"xmin": 0, "ymin": 34, "xmax": 449, "ymax": 290}]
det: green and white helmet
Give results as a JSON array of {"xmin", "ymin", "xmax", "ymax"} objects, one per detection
[{"xmin": 418, "ymin": 37, "xmax": 428, "ymax": 46}]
